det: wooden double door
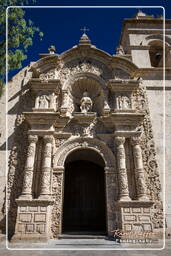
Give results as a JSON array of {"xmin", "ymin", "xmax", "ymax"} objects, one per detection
[{"xmin": 62, "ymin": 160, "xmax": 106, "ymax": 234}]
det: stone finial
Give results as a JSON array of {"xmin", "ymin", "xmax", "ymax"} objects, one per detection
[
  {"xmin": 48, "ymin": 45, "xmax": 56, "ymax": 54},
  {"xmin": 116, "ymin": 45, "xmax": 125, "ymax": 55},
  {"xmin": 136, "ymin": 10, "xmax": 147, "ymax": 18},
  {"xmin": 135, "ymin": 10, "xmax": 153, "ymax": 19},
  {"xmin": 79, "ymin": 33, "xmax": 91, "ymax": 45}
]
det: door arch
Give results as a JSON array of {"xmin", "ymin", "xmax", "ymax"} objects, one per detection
[
  {"xmin": 53, "ymin": 137, "xmax": 117, "ymax": 236},
  {"xmin": 62, "ymin": 149, "xmax": 106, "ymax": 234}
]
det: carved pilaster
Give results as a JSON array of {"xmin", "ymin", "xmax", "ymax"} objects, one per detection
[
  {"xmin": 103, "ymin": 90, "xmax": 110, "ymax": 114},
  {"xmin": 115, "ymin": 137, "xmax": 131, "ymax": 201},
  {"xmin": 49, "ymin": 92, "xmax": 56, "ymax": 110},
  {"xmin": 131, "ymin": 137, "xmax": 149, "ymax": 201},
  {"xmin": 61, "ymin": 90, "xmax": 68, "ymax": 113},
  {"xmin": 20, "ymin": 135, "xmax": 38, "ymax": 199},
  {"xmin": 39, "ymin": 135, "xmax": 53, "ymax": 199}
]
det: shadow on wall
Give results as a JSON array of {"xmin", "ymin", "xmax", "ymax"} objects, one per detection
[{"xmin": 3, "ymin": 89, "xmax": 31, "ymax": 239}]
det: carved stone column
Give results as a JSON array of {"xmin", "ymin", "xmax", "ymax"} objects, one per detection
[
  {"xmin": 115, "ymin": 137, "xmax": 131, "ymax": 201},
  {"xmin": 20, "ymin": 135, "xmax": 38, "ymax": 199},
  {"xmin": 131, "ymin": 137, "xmax": 149, "ymax": 201},
  {"xmin": 61, "ymin": 90, "xmax": 68, "ymax": 114},
  {"xmin": 39, "ymin": 135, "xmax": 53, "ymax": 199}
]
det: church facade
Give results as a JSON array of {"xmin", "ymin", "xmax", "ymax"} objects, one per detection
[{"xmin": 0, "ymin": 11, "xmax": 171, "ymax": 244}]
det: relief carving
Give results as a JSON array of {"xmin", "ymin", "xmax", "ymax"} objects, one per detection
[
  {"xmin": 133, "ymin": 85, "xmax": 163, "ymax": 227},
  {"xmin": 117, "ymin": 95, "xmax": 131, "ymax": 110}
]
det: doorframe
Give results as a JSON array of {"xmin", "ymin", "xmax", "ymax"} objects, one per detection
[{"xmin": 53, "ymin": 137, "xmax": 117, "ymax": 237}]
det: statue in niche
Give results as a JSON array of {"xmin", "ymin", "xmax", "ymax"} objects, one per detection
[
  {"xmin": 36, "ymin": 94, "xmax": 49, "ymax": 108},
  {"xmin": 50, "ymin": 92, "xmax": 58, "ymax": 110},
  {"xmin": 80, "ymin": 91, "xmax": 93, "ymax": 114},
  {"xmin": 117, "ymin": 95, "xmax": 131, "ymax": 110}
]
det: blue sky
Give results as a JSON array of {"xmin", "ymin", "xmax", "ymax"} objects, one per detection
[{"xmin": 8, "ymin": 0, "xmax": 171, "ymax": 77}]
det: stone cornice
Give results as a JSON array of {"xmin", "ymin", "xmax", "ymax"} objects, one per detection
[
  {"xmin": 29, "ymin": 78, "xmax": 61, "ymax": 93},
  {"xmin": 100, "ymin": 111, "xmax": 145, "ymax": 127},
  {"xmin": 134, "ymin": 68, "xmax": 171, "ymax": 79},
  {"xmin": 53, "ymin": 132, "xmax": 72, "ymax": 139},
  {"xmin": 114, "ymin": 131, "xmax": 142, "ymax": 138},
  {"xmin": 28, "ymin": 130, "xmax": 55, "ymax": 136},
  {"xmin": 72, "ymin": 112, "xmax": 97, "ymax": 124},
  {"xmin": 107, "ymin": 79, "xmax": 140, "ymax": 91},
  {"xmin": 24, "ymin": 112, "xmax": 58, "ymax": 128},
  {"xmin": 16, "ymin": 198, "xmax": 54, "ymax": 206},
  {"xmin": 114, "ymin": 200, "xmax": 154, "ymax": 207}
]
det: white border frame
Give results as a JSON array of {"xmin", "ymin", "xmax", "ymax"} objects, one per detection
[{"xmin": 5, "ymin": 5, "xmax": 165, "ymax": 251}]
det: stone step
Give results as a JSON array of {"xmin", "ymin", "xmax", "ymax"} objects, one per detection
[{"xmin": 59, "ymin": 233, "xmax": 108, "ymax": 239}]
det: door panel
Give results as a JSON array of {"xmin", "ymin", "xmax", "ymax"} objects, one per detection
[{"xmin": 62, "ymin": 160, "xmax": 106, "ymax": 233}]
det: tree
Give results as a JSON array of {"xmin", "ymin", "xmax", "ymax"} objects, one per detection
[{"xmin": 0, "ymin": 0, "xmax": 43, "ymax": 96}]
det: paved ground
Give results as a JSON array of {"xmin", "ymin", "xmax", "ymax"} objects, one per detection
[{"xmin": 0, "ymin": 237, "xmax": 171, "ymax": 256}]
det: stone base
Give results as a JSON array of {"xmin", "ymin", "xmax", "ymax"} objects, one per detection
[
  {"xmin": 12, "ymin": 198, "xmax": 54, "ymax": 242},
  {"xmin": 115, "ymin": 200, "xmax": 155, "ymax": 232},
  {"xmin": 10, "ymin": 233, "xmax": 48, "ymax": 243}
]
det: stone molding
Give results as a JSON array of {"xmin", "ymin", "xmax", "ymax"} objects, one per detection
[{"xmin": 53, "ymin": 136, "xmax": 116, "ymax": 169}]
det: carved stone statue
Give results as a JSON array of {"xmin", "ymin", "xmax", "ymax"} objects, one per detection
[
  {"xmin": 38, "ymin": 95, "xmax": 49, "ymax": 108},
  {"xmin": 80, "ymin": 91, "xmax": 93, "ymax": 114},
  {"xmin": 117, "ymin": 95, "xmax": 131, "ymax": 110}
]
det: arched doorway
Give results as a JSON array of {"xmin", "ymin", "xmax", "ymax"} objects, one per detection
[{"xmin": 62, "ymin": 149, "xmax": 107, "ymax": 234}]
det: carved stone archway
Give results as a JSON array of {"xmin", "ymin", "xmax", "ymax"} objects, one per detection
[{"xmin": 53, "ymin": 136, "xmax": 117, "ymax": 236}]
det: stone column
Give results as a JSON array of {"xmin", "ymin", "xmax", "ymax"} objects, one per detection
[
  {"xmin": 131, "ymin": 137, "xmax": 148, "ymax": 201},
  {"xmin": 20, "ymin": 135, "xmax": 38, "ymax": 199},
  {"xmin": 39, "ymin": 135, "xmax": 53, "ymax": 199},
  {"xmin": 115, "ymin": 137, "xmax": 131, "ymax": 201}
]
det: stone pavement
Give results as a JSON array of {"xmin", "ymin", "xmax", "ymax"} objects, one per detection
[{"xmin": 0, "ymin": 237, "xmax": 171, "ymax": 256}]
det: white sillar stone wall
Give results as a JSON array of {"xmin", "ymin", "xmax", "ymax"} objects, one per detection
[
  {"xmin": 0, "ymin": 65, "xmax": 33, "ymax": 232},
  {"xmin": 146, "ymin": 80, "xmax": 171, "ymax": 234}
]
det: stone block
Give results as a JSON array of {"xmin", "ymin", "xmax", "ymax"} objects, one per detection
[
  {"xmin": 143, "ymin": 223, "xmax": 152, "ymax": 231},
  {"xmin": 132, "ymin": 208, "xmax": 141, "ymax": 213},
  {"xmin": 34, "ymin": 213, "xmax": 46, "ymax": 222},
  {"xmin": 139, "ymin": 215, "xmax": 150, "ymax": 222},
  {"xmin": 29, "ymin": 206, "xmax": 38, "ymax": 212},
  {"xmin": 26, "ymin": 224, "xmax": 34, "ymax": 233},
  {"xmin": 123, "ymin": 208, "xmax": 130, "ymax": 213},
  {"xmin": 124, "ymin": 224, "xmax": 132, "ymax": 231},
  {"xmin": 124, "ymin": 215, "xmax": 136, "ymax": 221},
  {"xmin": 143, "ymin": 208, "xmax": 150, "ymax": 213},
  {"xmin": 40, "ymin": 207, "xmax": 47, "ymax": 212},
  {"xmin": 19, "ymin": 213, "xmax": 32, "ymax": 222},
  {"xmin": 20, "ymin": 206, "xmax": 27, "ymax": 212},
  {"xmin": 133, "ymin": 224, "xmax": 143, "ymax": 231},
  {"xmin": 17, "ymin": 224, "xmax": 25, "ymax": 232},
  {"xmin": 36, "ymin": 224, "xmax": 45, "ymax": 233}
]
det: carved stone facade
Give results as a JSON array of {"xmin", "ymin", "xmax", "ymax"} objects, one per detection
[{"xmin": 2, "ymin": 13, "xmax": 170, "ymax": 245}]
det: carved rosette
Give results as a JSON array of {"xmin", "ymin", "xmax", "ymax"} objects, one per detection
[
  {"xmin": 115, "ymin": 137, "xmax": 130, "ymax": 201},
  {"xmin": 39, "ymin": 135, "xmax": 54, "ymax": 198},
  {"xmin": 131, "ymin": 136, "xmax": 148, "ymax": 201},
  {"xmin": 20, "ymin": 135, "xmax": 38, "ymax": 198}
]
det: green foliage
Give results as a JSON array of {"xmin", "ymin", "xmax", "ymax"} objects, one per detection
[{"xmin": 0, "ymin": 0, "xmax": 43, "ymax": 96}]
